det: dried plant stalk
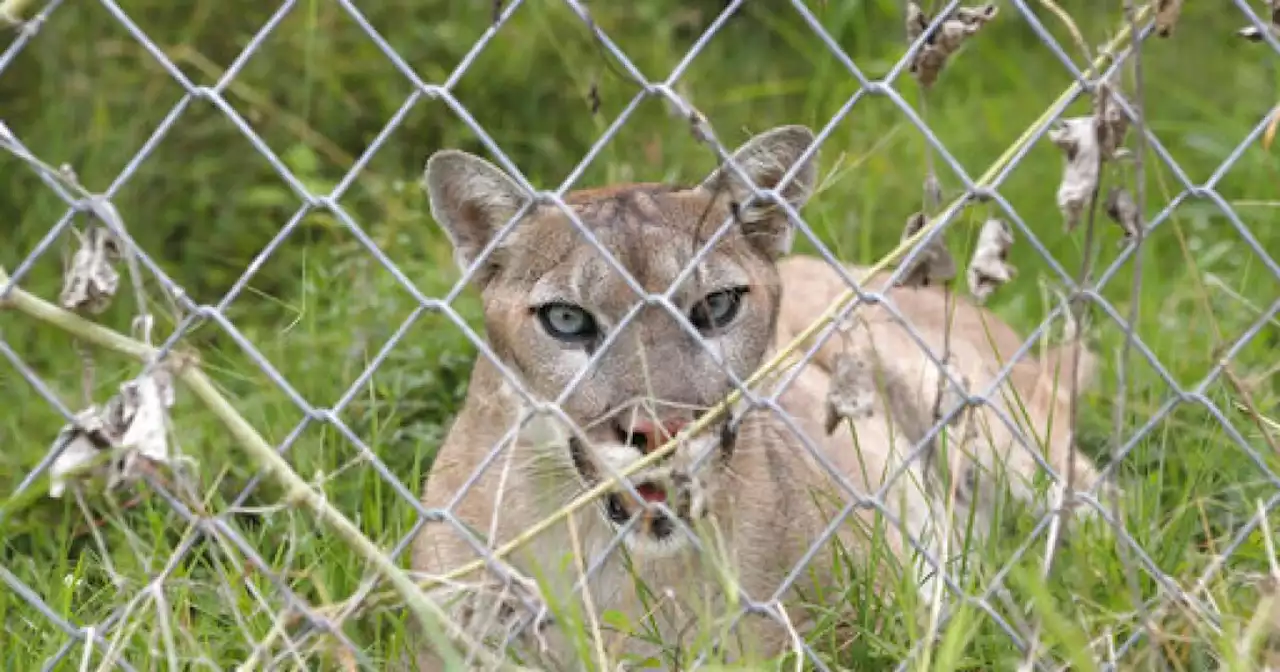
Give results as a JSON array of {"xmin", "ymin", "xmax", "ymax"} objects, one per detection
[
  {"xmin": 906, "ymin": 1, "xmax": 999, "ymax": 88},
  {"xmin": 923, "ymin": 174, "xmax": 943, "ymax": 209}
]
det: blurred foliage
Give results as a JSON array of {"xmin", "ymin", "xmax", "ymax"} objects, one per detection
[{"xmin": 2, "ymin": 0, "xmax": 1274, "ymax": 302}]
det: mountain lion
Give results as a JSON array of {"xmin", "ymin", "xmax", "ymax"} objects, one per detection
[{"xmin": 409, "ymin": 125, "xmax": 1104, "ymax": 670}]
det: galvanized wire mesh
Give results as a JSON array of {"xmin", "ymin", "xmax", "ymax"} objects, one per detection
[{"xmin": 3, "ymin": 0, "xmax": 1279, "ymax": 670}]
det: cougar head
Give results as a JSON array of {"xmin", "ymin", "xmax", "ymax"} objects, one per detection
[{"xmin": 423, "ymin": 126, "xmax": 819, "ymax": 554}]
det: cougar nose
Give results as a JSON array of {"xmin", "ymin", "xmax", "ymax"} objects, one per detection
[{"xmin": 614, "ymin": 417, "xmax": 689, "ymax": 454}]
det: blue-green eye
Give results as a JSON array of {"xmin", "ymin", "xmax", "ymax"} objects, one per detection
[
  {"xmin": 689, "ymin": 287, "xmax": 747, "ymax": 334},
  {"xmin": 536, "ymin": 303, "xmax": 599, "ymax": 343}
]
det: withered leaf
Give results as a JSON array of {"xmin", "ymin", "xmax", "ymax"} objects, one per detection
[
  {"xmin": 966, "ymin": 218, "xmax": 1016, "ymax": 303},
  {"xmin": 906, "ymin": 2, "xmax": 999, "ymax": 88},
  {"xmin": 59, "ymin": 225, "xmax": 121, "ymax": 314},
  {"xmin": 895, "ymin": 212, "xmax": 957, "ymax": 289}
]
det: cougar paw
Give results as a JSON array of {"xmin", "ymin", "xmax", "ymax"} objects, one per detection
[{"xmin": 457, "ymin": 574, "xmax": 557, "ymax": 656}]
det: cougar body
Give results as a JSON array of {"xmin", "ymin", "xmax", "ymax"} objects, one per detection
[{"xmin": 410, "ymin": 126, "xmax": 1103, "ymax": 670}]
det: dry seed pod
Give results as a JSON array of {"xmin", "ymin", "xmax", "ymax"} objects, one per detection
[
  {"xmin": 1104, "ymin": 187, "xmax": 1141, "ymax": 241},
  {"xmin": 59, "ymin": 224, "xmax": 121, "ymax": 314},
  {"xmin": 48, "ymin": 367, "xmax": 177, "ymax": 498},
  {"xmin": 967, "ymin": 218, "xmax": 1016, "ymax": 303},
  {"xmin": 906, "ymin": 1, "xmax": 999, "ymax": 88},
  {"xmin": 923, "ymin": 173, "xmax": 943, "ymax": 209},
  {"xmin": 1155, "ymin": 0, "xmax": 1183, "ymax": 37},
  {"xmin": 1094, "ymin": 79, "xmax": 1130, "ymax": 161},
  {"xmin": 824, "ymin": 353, "xmax": 877, "ymax": 435},
  {"xmin": 906, "ymin": 1, "xmax": 929, "ymax": 42},
  {"xmin": 896, "ymin": 211, "xmax": 957, "ymax": 288},
  {"xmin": 1048, "ymin": 79, "xmax": 1130, "ymax": 231}
]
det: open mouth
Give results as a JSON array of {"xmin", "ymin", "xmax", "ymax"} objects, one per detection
[
  {"xmin": 606, "ymin": 480, "xmax": 680, "ymax": 540},
  {"xmin": 569, "ymin": 437, "xmax": 683, "ymax": 540}
]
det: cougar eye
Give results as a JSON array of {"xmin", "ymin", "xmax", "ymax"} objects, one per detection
[
  {"xmin": 536, "ymin": 302, "xmax": 599, "ymax": 343},
  {"xmin": 689, "ymin": 287, "xmax": 747, "ymax": 335}
]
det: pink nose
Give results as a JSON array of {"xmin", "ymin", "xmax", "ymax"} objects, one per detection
[{"xmin": 624, "ymin": 418, "xmax": 688, "ymax": 454}]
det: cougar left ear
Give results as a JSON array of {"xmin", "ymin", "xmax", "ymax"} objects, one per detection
[{"xmin": 699, "ymin": 125, "xmax": 819, "ymax": 258}]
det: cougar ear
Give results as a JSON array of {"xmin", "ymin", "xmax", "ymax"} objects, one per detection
[
  {"xmin": 423, "ymin": 150, "xmax": 531, "ymax": 280},
  {"xmin": 699, "ymin": 125, "xmax": 819, "ymax": 258}
]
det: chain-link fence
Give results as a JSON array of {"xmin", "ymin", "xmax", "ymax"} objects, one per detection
[{"xmin": 3, "ymin": 0, "xmax": 1279, "ymax": 669}]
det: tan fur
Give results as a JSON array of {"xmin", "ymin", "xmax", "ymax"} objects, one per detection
[
  {"xmin": 409, "ymin": 126, "xmax": 1104, "ymax": 670},
  {"xmin": 775, "ymin": 255, "xmax": 1105, "ymax": 538}
]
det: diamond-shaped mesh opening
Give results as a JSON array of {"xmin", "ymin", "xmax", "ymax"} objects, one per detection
[
  {"xmin": 64, "ymin": 100, "xmax": 304, "ymax": 305},
  {"xmin": 331, "ymin": 91, "xmax": 553, "ymax": 289},
  {"xmin": 214, "ymin": 4, "xmax": 419, "ymax": 171},
  {"xmin": 332, "ymin": 0, "xmax": 521, "ymax": 88},
  {"xmin": 208, "ymin": 209, "xmax": 422, "ymax": 411},
  {"xmin": 0, "ymin": 1, "xmax": 190, "ymax": 182},
  {"xmin": 1087, "ymin": 195, "xmax": 1280, "ymax": 393},
  {"xmin": 444, "ymin": 2, "xmax": 657, "ymax": 185},
  {"xmin": 330, "ymin": 311, "xmax": 476, "ymax": 482},
  {"xmin": 75, "ymin": 0, "xmax": 293, "ymax": 88}
]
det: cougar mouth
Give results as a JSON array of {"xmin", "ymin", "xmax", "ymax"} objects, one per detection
[{"xmin": 568, "ymin": 436, "xmax": 691, "ymax": 541}]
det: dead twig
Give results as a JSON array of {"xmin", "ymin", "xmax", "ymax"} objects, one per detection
[{"xmin": 1111, "ymin": 0, "xmax": 1155, "ymax": 633}]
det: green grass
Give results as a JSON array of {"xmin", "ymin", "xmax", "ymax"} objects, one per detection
[{"xmin": 2, "ymin": 0, "xmax": 1279, "ymax": 669}]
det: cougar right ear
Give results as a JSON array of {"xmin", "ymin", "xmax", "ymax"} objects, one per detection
[
  {"xmin": 423, "ymin": 150, "xmax": 530, "ymax": 280},
  {"xmin": 699, "ymin": 125, "xmax": 819, "ymax": 259}
]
